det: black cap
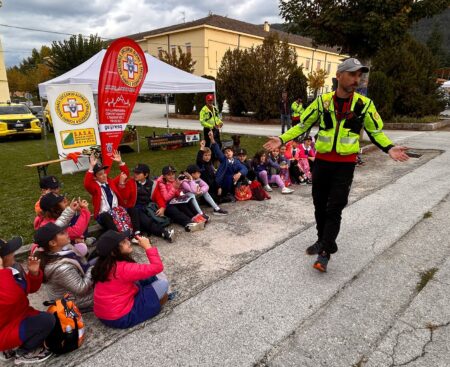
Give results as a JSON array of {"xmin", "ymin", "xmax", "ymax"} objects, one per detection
[
  {"xmin": 186, "ymin": 164, "xmax": 200, "ymax": 174},
  {"xmin": 39, "ymin": 175, "xmax": 60, "ymax": 190},
  {"xmin": 34, "ymin": 223, "xmax": 66, "ymax": 248},
  {"xmin": 162, "ymin": 165, "xmax": 177, "ymax": 175},
  {"xmin": 237, "ymin": 148, "xmax": 247, "ymax": 156},
  {"xmin": 134, "ymin": 163, "xmax": 150, "ymax": 175},
  {"xmin": 96, "ymin": 230, "xmax": 128, "ymax": 257},
  {"xmin": 40, "ymin": 192, "xmax": 64, "ymax": 212},
  {"xmin": 0, "ymin": 237, "xmax": 23, "ymax": 257},
  {"xmin": 93, "ymin": 163, "xmax": 109, "ymax": 175}
]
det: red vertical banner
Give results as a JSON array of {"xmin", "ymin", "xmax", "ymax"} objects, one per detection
[{"xmin": 98, "ymin": 38, "xmax": 148, "ymax": 170}]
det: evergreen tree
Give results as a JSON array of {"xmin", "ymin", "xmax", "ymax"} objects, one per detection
[
  {"xmin": 426, "ymin": 24, "xmax": 449, "ymax": 67},
  {"xmin": 371, "ymin": 36, "xmax": 446, "ymax": 117},
  {"xmin": 48, "ymin": 34, "xmax": 104, "ymax": 77},
  {"xmin": 367, "ymin": 71, "xmax": 394, "ymax": 119},
  {"xmin": 286, "ymin": 66, "xmax": 308, "ymax": 104}
]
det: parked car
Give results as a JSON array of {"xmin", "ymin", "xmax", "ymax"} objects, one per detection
[
  {"xmin": 0, "ymin": 103, "xmax": 42, "ymax": 139},
  {"xmin": 29, "ymin": 105, "xmax": 53, "ymax": 132}
]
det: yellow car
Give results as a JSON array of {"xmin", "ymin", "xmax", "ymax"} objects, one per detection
[{"xmin": 0, "ymin": 103, "xmax": 42, "ymax": 139}]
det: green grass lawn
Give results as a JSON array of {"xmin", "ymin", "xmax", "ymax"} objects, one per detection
[{"xmin": 0, "ymin": 127, "xmax": 268, "ymax": 244}]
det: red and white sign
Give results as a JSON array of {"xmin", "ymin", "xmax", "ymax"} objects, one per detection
[{"xmin": 98, "ymin": 38, "xmax": 148, "ymax": 170}]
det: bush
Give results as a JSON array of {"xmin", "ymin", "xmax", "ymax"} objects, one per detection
[
  {"xmin": 286, "ymin": 66, "xmax": 308, "ymax": 103},
  {"xmin": 175, "ymin": 94, "xmax": 194, "ymax": 115}
]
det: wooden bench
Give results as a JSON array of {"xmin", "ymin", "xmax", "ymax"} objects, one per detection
[{"xmin": 26, "ymin": 159, "xmax": 66, "ymax": 180}]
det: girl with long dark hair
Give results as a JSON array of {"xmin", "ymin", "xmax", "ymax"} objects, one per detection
[{"xmin": 92, "ymin": 231, "xmax": 169, "ymax": 329}]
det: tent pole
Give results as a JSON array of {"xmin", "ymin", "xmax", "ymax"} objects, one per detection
[
  {"xmin": 136, "ymin": 126, "xmax": 140, "ymax": 153},
  {"xmin": 165, "ymin": 94, "xmax": 170, "ymax": 133},
  {"xmin": 40, "ymin": 97, "xmax": 50, "ymax": 159}
]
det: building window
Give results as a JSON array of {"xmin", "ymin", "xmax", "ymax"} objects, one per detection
[
  {"xmin": 317, "ymin": 60, "xmax": 321, "ymax": 70},
  {"xmin": 305, "ymin": 58, "xmax": 310, "ymax": 70},
  {"xmin": 186, "ymin": 43, "xmax": 191, "ymax": 55},
  {"xmin": 327, "ymin": 62, "xmax": 331, "ymax": 74}
]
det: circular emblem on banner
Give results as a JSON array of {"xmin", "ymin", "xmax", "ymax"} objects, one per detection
[
  {"xmin": 117, "ymin": 47, "xmax": 144, "ymax": 87},
  {"xmin": 55, "ymin": 91, "xmax": 91, "ymax": 125}
]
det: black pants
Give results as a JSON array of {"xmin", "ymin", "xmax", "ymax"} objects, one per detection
[
  {"xmin": 97, "ymin": 208, "xmax": 140, "ymax": 233},
  {"xmin": 19, "ymin": 312, "xmax": 55, "ymax": 352},
  {"xmin": 165, "ymin": 202, "xmax": 197, "ymax": 227},
  {"xmin": 311, "ymin": 159, "xmax": 355, "ymax": 254},
  {"xmin": 289, "ymin": 161, "xmax": 304, "ymax": 184},
  {"xmin": 136, "ymin": 208, "xmax": 165, "ymax": 237}
]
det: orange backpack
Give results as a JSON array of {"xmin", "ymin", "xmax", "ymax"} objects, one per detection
[{"xmin": 44, "ymin": 294, "xmax": 85, "ymax": 354}]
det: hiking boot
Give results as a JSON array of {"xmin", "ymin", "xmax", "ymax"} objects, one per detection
[
  {"xmin": 306, "ymin": 241, "xmax": 323, "ymax": 255},
  {"xmin": 185, "ymin": 222, "xmax": 205, "ymax": 232},
  {"xmin": 213, "ymin": 208, "xmax": 228, "ymax": 216},
  {"xmin": 14, "ymin": 347, "xmax": 53, "ymax": 365},
  {"xmin": 0, "ymin": 350, "xmax": 16, "ymax": 362},
  {"xmin": 263, "ymin": 185, "xmax": 273, "ymax": 192},
  {"xmin": 313, "ymin": 251, "xmax": 330, "ymax": 273},
  {"xmin": 281, "ymin": 187, "xmax": 294, "ymax": 194},
  {"xmin": 162, "ymin": 228, "xmax": 175, "ymax": 243}
]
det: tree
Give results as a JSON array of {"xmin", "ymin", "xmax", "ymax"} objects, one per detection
[
  {"xmin": 307, "ymin": 69, "xmax": 328, "ymax": 98},
  {"xmin": 426, "ymin": 24, "xmax": 449, "ymax": 67},
  {"xmin": 48, "ymin": 34, "xmax": 104, "ymax": 76},
  {"xmin": 159, "ymin": 46, "xmax": 197, "ymax": 114},
  {"xmin": 279, "ymin": 0, "xmax": 450, "ymax": 59},
  {"xmin": 159, "ymin": 46, "xmax": 196, "ymax": 73},
  {"xmin": 370, "ymin": 35, "xmax": 446, "ymax": 117},
  {"xmin": 367, "ymin": 71, "xmax": 394, "ymax": 119},
  {"xmin": 286, "ymin": 66, "xmax": 308, "ymax": 103}
]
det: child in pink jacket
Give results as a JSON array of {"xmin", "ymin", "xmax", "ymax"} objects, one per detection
[
  {"xmin": 92, "ymin": 230, "xmax": 168, "ymax": 329},
  {"xmin": 181, "ymin": 165, "xmax": 228, "ymax": 216}
]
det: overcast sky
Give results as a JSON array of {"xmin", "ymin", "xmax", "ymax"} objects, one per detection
[{"xmin": 0, "ymin": 0, "xmax": 283, "ymax": 67}]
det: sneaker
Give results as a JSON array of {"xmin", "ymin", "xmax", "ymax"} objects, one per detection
[
  {"xmin": 192, "ymin": 214, "xmax": 206, "ymax": 223},
  {"xmin": 185, "ymin": 222, "xmax": 205, "ymax": 232},
  {"xmin": 306, "ymin": 179, "xmax": 313, "ymax": 185},
  {"xmin": 306, "ymin": 241, "xmax": 323, "ymax": 255},
  {"xmin": 0, "ymin": 350, "xmax": 16, "ymax": 362},
  {"xmin": 263, "ymin": 185, "xmax": 273, "ymax": 192},
  {"xmin": 313, "ymin": 251, "xmax": 330, "ymax": 272},
  {"xmin": 281, "ymin": 187, "xmax": 294, "ymax": 194},
  {"xmin": 14, "ymin": 347, "xmax": 53, "ymax": 365},
  {"xmin": 299, "ymin": 179, "xmax": 307, "ymax": 185},
  {"xmin": 162, "ymin": 228, "xmax": 175, "ymax": 243},
  {"xmin": 213, "ymin": 208, "xmax": 228, "ymax": 216},
  {"xmin": 202, "ymin": 213, "xmax": 210, "ymax": 222}
]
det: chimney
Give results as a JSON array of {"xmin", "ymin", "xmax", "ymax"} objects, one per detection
[{"xmin": 263, "ymin": 21, "xmax": 270, "ymax": 32}]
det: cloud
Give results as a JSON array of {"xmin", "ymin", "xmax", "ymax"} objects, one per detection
[{"xmin": 1, "ymin": 0, "xmax": 282, "ymax": 67}]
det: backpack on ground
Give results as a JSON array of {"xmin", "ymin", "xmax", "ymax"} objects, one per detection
[
  {"xmin": 250, "ymin": 181, "xmax": 271, "ymax": 201},
  {"xmin": 44, "ymin": 294, "xmax": 85, "ymax": 354},
  {"xmin": 146, "ymin": 202, "xmax": 171, "ymax": 227},
  {"xmin": 235, "ymin": 182, "xmax": 252, "ymax": 201}
]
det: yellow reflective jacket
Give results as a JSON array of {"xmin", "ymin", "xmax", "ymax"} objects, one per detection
[
  {"xmin": 291, "ymin": 101, "xmax": 304, "ymax": 119},
  {"xmin": 280, "ymin": 92, "xmax": 394, "ymax": 155},
  {"xmin": 199, "ymin": 105, "xmax": 222, "ymax": 129}
]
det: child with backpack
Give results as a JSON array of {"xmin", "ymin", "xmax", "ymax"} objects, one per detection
[
  {"xmin": 92, "ymin": 230, "xmax": 169, "ymax": 329},
  {"xmin": 181, "ymin": 164, "xmax": 228, "ymax": 216},
  {"xmin": 0, "ymin": 237, "xmax": 54, "ymax": 364}
]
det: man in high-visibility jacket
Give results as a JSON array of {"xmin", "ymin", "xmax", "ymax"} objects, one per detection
[
  {"xmin": 200, "ymin": 94, "xmax": 222, "ymax": 149},
  {"xmin": 264, "ymin": 58, "xmax": 410, "ymax": 273},
  {"xmin": 291, "ymin": 97, "xmax": 304, "ymax": 127}
]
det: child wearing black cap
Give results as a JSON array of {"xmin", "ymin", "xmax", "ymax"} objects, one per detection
[
  {"xmin": 35, "ymin": 223, "xmax": 94, "ymax": 311},
  {"xmin": 84, "ymin": 151, "xmax": 139, "ymax": 236},
  {"xmin": 34, "ymin": 175, "xmax": 61, "ymax": 216},
  {"xmin": 92, "ymin": 231, "xmax": 168, "ymax": 329},
  {"xmin": 0, "ymin": 237, "xmax": 54, "ymax": 364},
  {"xmin": 181, "ymin": 164, "xmax": 228, "ymax": 216}
]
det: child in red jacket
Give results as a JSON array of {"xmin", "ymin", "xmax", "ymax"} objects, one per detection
[
  {"xmin": 0, "ymin": 237, "xmax": 54, "ymax": 364},
  {"xmin": 84, "ymin": 151, "xmax": 139, "ymax": 236}
]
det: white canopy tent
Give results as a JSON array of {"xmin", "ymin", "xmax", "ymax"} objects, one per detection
[{"xmin": 39, "ymin": 49, "xmax": 215, "ymax": 97}]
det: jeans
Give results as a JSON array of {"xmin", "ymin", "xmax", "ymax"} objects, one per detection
[
  {"xmin": 312, "ymin": 159, "xmax": 355, "ymax": 254},
  {"xmin": 280, "ymin": 114, "xmax": 291, "ymax": 134},
  {"xmin": 185, "ymin": 192, "xmax": 220, "ymax": 211}
]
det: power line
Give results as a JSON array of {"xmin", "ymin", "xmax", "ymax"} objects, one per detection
[{"xmin": 0, "ymin": 23, "xmax": 110, "ymax": 40}]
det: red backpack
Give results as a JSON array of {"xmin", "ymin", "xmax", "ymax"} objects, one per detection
[{"xmin": 250, "ymin": 181, "xmax": 271, "ymax": 201}]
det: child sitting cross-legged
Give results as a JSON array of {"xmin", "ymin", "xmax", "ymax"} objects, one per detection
[
  {"xmin": 0, "ymin": 237, "xmax": 54, "ymax": 364},
  {"xmin": 181, "ymin": 164, "xmax": 228, "ymax": 216},
  {"xmin": 252, "ymin": 151, "xmax": 294, "ymax": 194},
  {"xmin": 92, "ymin": 230, "xmax": 169, "ymax": 329}
]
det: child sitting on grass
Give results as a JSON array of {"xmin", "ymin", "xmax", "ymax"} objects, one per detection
[
  {"xmin": 0, "ymin": 237, "xmax": 54, "ymax": 365},
  {"xmin": 181, "ymin": 164, "xmax": 228, "ymax": 216},
  {"xmin": 92, "ymin": 230, "xmax": 168, "ymax": 329}
]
